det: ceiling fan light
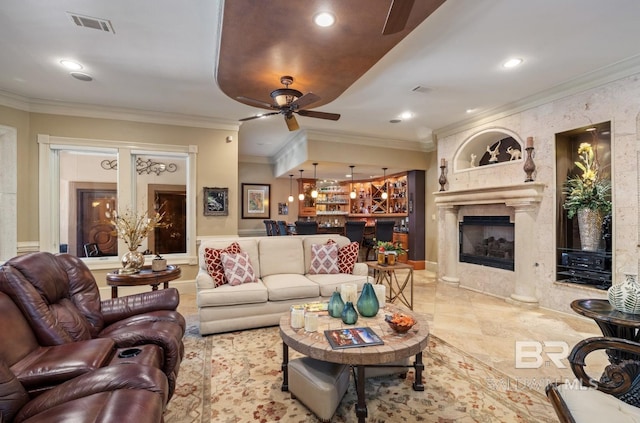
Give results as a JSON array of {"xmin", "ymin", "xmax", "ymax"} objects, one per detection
[{"xmin": 270, "ymin": 88, "xmax": 302, "ymax": 106}]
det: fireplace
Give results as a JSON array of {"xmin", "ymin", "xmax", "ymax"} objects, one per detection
[{"xmin": 459, "ymin": 216, "xmax": 514, "ymax": 271}]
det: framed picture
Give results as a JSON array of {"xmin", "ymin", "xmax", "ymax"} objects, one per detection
[
  {"xmin": 203, "ymin": 187, "xmax": 228, "ymax": 216},
  {"xmin": 242, "ymin": 183, "xmax": 270, "ymax": 219}
]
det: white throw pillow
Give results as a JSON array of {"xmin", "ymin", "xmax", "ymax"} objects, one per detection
[
  {"xmin": 309, "ymin": 242, "xmax": 339, "ymax": 274},
  {"xmin": 221, "ymin": 251, "xmax": 257, "ymax": 286}
]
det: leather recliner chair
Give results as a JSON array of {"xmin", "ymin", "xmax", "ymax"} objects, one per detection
[
  {"xmin": 0, "ymin": 360, "xmax": 168, "ymax": 423},
  {"xmin": 0, "ymin": 252, "xmax": 185, "ymax": 398}
]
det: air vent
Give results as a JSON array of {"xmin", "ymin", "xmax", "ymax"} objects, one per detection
[
  {"xmin": 68, "ymin": 12, "xmax": 115, "ymax": 33},
  {"xmin": 411, "ymin": 85, "xmax": 431, "ymax": 94}
]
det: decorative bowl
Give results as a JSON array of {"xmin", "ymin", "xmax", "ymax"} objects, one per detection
[{"xmin": 385, "ymin": 313, "xmax": 416, "ymax": 333}]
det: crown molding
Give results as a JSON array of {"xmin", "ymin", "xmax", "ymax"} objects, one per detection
[
  {"xmin": 0, "ymin": 89, "xmax": 240, "ymax": 131},
  {"xmin": 434, "ymin": 55, "xmax": 640, "ymax": 139},
  {"xmin": 304, "ymin": 129, "xmax": 432, "ymax": 152}
]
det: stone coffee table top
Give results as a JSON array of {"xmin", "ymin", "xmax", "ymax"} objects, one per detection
[{"xmin": 279, "ymin": 304, "xmax": 429, "ymax": 366}]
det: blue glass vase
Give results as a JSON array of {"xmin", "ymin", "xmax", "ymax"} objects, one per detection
[
  {"xmin": 356, "ymin": 282, "xmax": 379, "ymax": 317},
  {"xmin": 328, "ymin": 289, "xmax": 345, "ymax": 318},
  {"xmin": 341, "ymin": 301, "xmax": 358, "ymax": 325}
]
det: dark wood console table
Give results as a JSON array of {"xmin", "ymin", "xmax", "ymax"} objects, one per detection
[{"xmin": 106, "ymin": 265, "xmax": 181, "ymax": 298}]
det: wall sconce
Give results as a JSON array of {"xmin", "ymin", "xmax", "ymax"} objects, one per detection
[
  {"xmin": 288, "ymin": 174, "xmax": 294, "ymax": 202},
  {"xmin": 349, "ymin": 165, "xmax": 357, "ymax": 199},
  {"xmin": 381, "ymin": 167, "xmax": 388, "ymax": 200},
  {"xmin": 311, "ymin": 163, "xmax": 318, "ymax": 199},
  {"xmin": 298, "ymin": 169, "xmax": 305, "ymax": 201}
]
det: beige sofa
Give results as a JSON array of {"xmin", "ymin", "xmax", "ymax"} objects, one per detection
[{"xmin": 196, "ymin": 235, "xmax": 370, "ymax": 335}]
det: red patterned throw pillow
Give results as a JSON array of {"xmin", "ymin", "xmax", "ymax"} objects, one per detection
[
  {"xmin": 309, "ymin": 242, "xmax": 339, "ymax": 274},
  {"xmin": 338, "ymin": 241, "xmax": 360, "ymax": 273},
  {"xmin": 204, "ymin": 242, "xmax": 242, "ymax": 287},
  {"xmin": 221, "ymin": 251, "xmax": 257, "ymax": 286}
]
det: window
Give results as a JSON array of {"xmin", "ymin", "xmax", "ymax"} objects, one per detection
[{"xmin": 38, "ymin": 135, "xmax": 196, "ymax": 268}]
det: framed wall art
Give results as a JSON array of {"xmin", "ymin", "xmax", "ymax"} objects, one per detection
[
  {"xmin": 203, "ymin": 187, "xmax": 228, "ymax": 216},
  {"xmin": 242, "ymin": 183, "xmax": 270, "ymax": 219}
]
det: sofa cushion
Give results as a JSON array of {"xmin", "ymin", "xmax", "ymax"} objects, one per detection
[
  {"xmin": 204, "ymin": 242, "xmax": 242, "ymax": 287},
  {"xmin": 555, "ymin": 383, "xmax": 640, "ymax": 422},
  {"xmin": 309, "ymin": 243, "xmax": 339, "ymax": 274},
  {"xmin": 258, "ymin": 237, "xmax": 305, "ymax": 277},
  {"xmin": 0, "ymin": 360, "xmax": 29, "ymax": 422},
  {"xmin": 262, "ymin": 274, "xmax": 320, "ymax": 301},
  {"xmin": 337, "ymin": 242, "xmax": 360, "ymax": 274},
  {"xmin": 221, "ymin": 252, "xmax": 257, "ymax": 286},
  {"xmin": 197, "ymin": 280, "xmax": 268, "ymax": 307},
  {"xmin": 302, "ymin": 236, "xmax": 351, "ymax": 272},
  {"xmin": 306, "ymin": 273, "xmax": 370, "ymax": 297}
]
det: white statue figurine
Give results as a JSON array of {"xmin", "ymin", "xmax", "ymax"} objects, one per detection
[
  {"xmin": 506, "ymin": 146, "xmax": 521, "ymax": 160},
  {"xmin": 470, "ymin": 153, "xmax": 477, "ymax": 167},
  {"xmin": 487, "ymin": 140, "xmax": 501, "ymax": 163}
]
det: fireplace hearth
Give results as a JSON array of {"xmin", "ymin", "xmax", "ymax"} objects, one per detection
[{"xmin": 459, "ymin": 216, "xmax": 514, "ymax": 271}]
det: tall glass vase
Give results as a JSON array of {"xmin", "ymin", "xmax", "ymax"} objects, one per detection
[
  {"xmin": 577, "ymin": 208, "xmax": 603, "ymax": 251},
  {"xmin": 121, "ymin": 248, "xmax": 145, "ymax": 274},
  {"xmin": 356, "ymin": 282, "xmax": 379, "ymax": 317}
]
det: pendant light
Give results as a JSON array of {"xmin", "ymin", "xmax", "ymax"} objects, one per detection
[
  {"xmin": 349, "ymin": 165, "xmax": 357, "ymax": 200},
  {"xmin": 311, "ymin": 162, "xmax": 319, "ymax": 199},
  {"xmin": 288, "ymin": 174, "xmax": 294, "ymax": 202},
  {"xmin": 298, "ymin": 169, "xmax": 305, "ymax": 201},
  {"xmin": 381, "ymin": 167, "xmax": 388, "ymax": 200}
]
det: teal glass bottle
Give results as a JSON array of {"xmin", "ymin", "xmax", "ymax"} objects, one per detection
[
  {"xmin": 341, "ymin": 301, "xmax": 358, "ymax": 325},
  {"xmin": 356, "ymin": 282, "xmax": 379, "ymax": 317},
  {"xmin": 328, "ymin": 289, "xmax": 345, "ymax": 318}
]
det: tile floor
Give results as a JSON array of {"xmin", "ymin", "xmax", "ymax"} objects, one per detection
[{"xmin": 178, "ymin": 269, "xmax": 609, "ymax": 395}]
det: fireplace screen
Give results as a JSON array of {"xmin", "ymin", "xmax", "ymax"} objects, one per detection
[{"xmin": 459, "ymin": 216, "xmax": 514, "ymax": 271}]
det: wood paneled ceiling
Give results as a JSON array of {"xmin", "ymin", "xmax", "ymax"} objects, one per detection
[{"xmin": 216, "ymin": 0, "xmax": 446, "ymax": 114}]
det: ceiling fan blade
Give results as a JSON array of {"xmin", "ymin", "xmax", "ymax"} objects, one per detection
[
  {"xmin": 290, "ymin": 92, "xmax": 320, "ymax": 109},
  {"xmin": 285, "ymin": 114, "xmax": 300, "ymax": 131},
  {"xmin": 297, "ymin": 109, "xmax": 341, "ymax": 121},
  {"xmin": 239, "ymin": 112, "xmax": 279, "ymax": 122},
  {"xmin": 236, "ymin": 96, "xmax": 275, "ymax": 109},
  {"xmin": 382, "ymin": 0, "xmax": 415, "ymax": 35}
]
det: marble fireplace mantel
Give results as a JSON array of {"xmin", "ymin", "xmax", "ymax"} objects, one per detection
[{"xmin": 434, "ymin": 182, "xmax": 546, "ymax": 307}]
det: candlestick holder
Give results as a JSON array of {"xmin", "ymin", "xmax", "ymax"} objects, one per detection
[
  {"xmin": 523, "ymin": 147, "xmax": 536, "ymax": 182},
  {"xmin": 439, "ymin": 164, "xmax": 447, "ymax": 191}
]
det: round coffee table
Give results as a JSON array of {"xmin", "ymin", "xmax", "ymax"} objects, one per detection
[
  {"xmin": 279, "ymin": 304, "xmax": 429, "ymax": 422},
  {"xmin": 106, "ymin": 265, "xmax": 181, "ymax": 298}
]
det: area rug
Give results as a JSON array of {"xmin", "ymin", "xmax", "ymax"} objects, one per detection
[{"xmin": 165, "ymin": 318, "xmax": 557, "ymax": 423}]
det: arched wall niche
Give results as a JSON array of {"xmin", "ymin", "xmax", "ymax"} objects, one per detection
[{"xmin": 453, "ymin": 127, "xmax": 524, "ymax": 172}]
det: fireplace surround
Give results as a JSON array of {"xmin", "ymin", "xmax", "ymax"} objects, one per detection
[{"xmin": 435, "ymin": 183, "xmax": 545, "ymax": 307}]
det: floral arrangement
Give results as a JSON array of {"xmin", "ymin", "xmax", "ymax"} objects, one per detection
[
  {"xmin": 376, "ymin": 240, "xmax": 406, "ymax": 255},
  {"xmin": 106, "ymin": 206, "xmax": 166, "ymax": 250},
  {"xmin": 563, "ymin": 142, "xmax": 611, "ymax": 219}
]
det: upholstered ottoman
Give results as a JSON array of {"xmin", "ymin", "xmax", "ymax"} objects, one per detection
[
  {"xmin": 364, "ymin": 357, "xmax": 411, "ymax": 378},
  {"xmin": 288, "ymin": 357, "xmax": 350, "ymax": 422}
]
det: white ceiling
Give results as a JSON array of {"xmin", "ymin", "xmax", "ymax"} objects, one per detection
[{"xmin": 2, "ymin": 0, "xmax": 640, "ymax": 181}]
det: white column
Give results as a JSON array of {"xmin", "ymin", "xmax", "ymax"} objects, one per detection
[
  {"xmin": 507, "ymin": 202, "xmax": 539, "ymax": 307},
  {"xmin": 440, "ymin": 205, "xmax": 460, "ymax": 285}
]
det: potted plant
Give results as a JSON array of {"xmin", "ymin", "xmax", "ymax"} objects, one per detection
[
  {"xmin": 376, "ymin": 240, "xmax": 406, "ymax": 265},
  {"xmin": 562, "ymin": 142, "xmax": 611, "ymax": 251}
]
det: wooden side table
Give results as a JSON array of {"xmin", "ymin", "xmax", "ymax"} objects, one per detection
[
  {"xmin": 106, "ymin": 265, "xmax": 181, "ymax": 298},
  {"xmin": 366, "ymin": 261, "xmax": 414, "ymax": 310}
]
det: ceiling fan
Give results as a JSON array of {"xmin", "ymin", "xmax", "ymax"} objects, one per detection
[
  {"xmin": 238, "ymin": 76, "xmax": 340, "ymax": 131},
  {"xmin": 383, "ymin": 0, "xmax": 415, "ymax": 35}
]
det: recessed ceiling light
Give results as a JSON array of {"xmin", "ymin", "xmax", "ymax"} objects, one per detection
[
  {"xmin": 314, "ymin": 12, "xmax": 335, "ymax": 27},
  {"xmin": 399, "ymin": 111, "xmax": 414, "ymax": 120},
  {"xmin": 503, "ymin": 58, "xmax": 523, "ymax": 68},
  {"xmin": 60, "ymin": 59, "xmax": 83, "ymax": 70},
  {"xmin": 466, "ymin": 108, "xmax": 477, "ymax": 113}
]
